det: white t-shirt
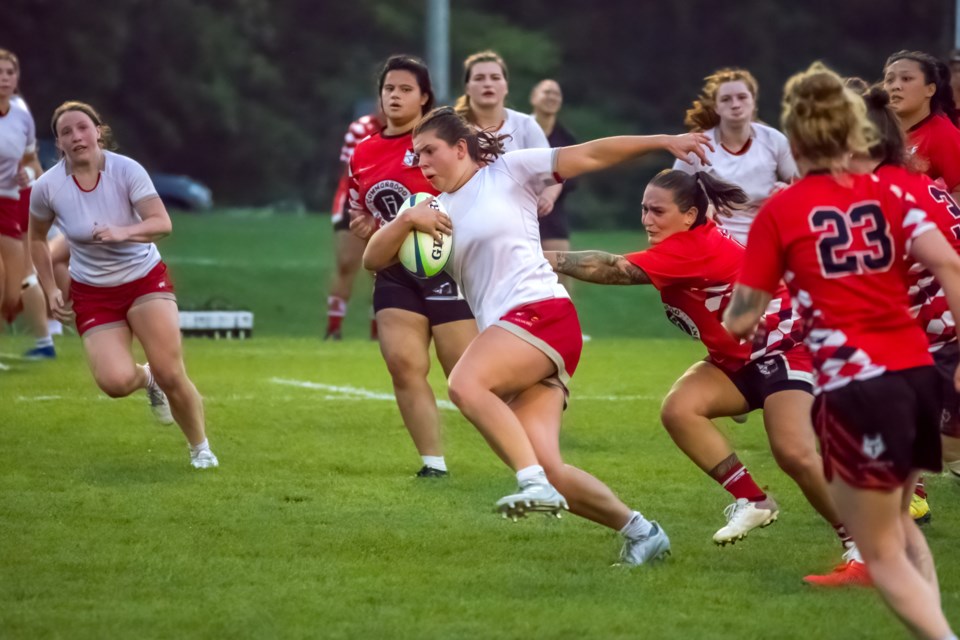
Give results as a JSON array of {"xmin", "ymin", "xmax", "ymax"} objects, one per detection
[
  {"xmin": 438, "ymin": 148, "xmax": 568, "ymax": 331},
  {"xmin": 0, "ymin": 97, "xmax": 36, "ymax": 199},
  {"xmin": 672, "ymin": 122, "xmax": 797, "ymax": 245},
  {"xmin": 497, "ymin": 108, "xmax": 550, "ymax": 153},
  {"xmin": 31, "ymin": 150, "xmax": 163, "ymax": 286}
]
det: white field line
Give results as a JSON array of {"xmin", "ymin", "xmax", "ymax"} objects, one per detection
[
  {"xmin": 269, "ymin": 377, "xmax": 459, "ymax": 410},
  {"xmin": 0, "ymin": 352, "xmax": 28, "ymax": 361},
  {"xmin": 16, "ymin": 395, "xmax": 62, "ymax": 401},
  {"xmin": 0, "ymin": 362, "xmax": 10, "ymax": 371}
]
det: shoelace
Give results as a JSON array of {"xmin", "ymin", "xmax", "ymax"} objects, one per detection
[
  {"xmin": 722, "ymin": 501, "xmax": 744, "ymax": 524},
  {"xmin": 146, "ymin": 383, "xmax": 166, "ymax": 407}
]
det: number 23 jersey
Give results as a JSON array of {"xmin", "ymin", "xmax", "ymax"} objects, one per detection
[
  {"xmin": 347, "ymin": 130, "xmax": 437, "ymax": 227},
  {"xmin": 740, "ymin": 172, "xmax": 936, "ymax": 391}
]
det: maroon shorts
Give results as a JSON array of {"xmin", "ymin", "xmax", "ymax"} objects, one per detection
[
  {"xmin": 495, "ymin": 297, "xmax": 582, "ymax": 386},
  {"xmin": 813, "ymin": 366, "xmax": 942, "ymax": 491},
  {"xmin": 0, "ymin": 195, "xmax": 24, "ymax": 239},
  {"xmin": 934, "ymin": 342, "xmax": 960, "ymax": 437},
  {"xmin": 71, "ymin": 262, "xmax": 177, "ymax": 336},
  {"xmin": 719, "ymin": 347, "xmax": 814, "ymax": 411}
]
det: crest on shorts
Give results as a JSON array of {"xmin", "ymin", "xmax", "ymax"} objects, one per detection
[
  {"xmin": 756, "ymin": 359, "xmax": 779, "ymax": 377},
  {"xmin": 862, "ymin": 434, "xmax": 886, "ymax": 460}
]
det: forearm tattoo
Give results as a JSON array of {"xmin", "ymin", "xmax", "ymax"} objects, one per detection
[
  {"xmin": 726, "ymin": 286, "xmax": 768, "ymax": 325},
  {"xmin": 553, "ymin": 251, "xmax": 650, "ymax": 285}
]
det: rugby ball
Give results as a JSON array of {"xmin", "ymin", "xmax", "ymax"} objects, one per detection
[{"xmin": 397, "ymin": 193, "xmax": 452, "ymax": 278}]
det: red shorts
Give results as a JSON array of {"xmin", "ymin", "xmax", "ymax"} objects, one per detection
[
  {"xmin": 495, "ymin": 297, "xmax": 582, "ymax": 386},
  {"xmin": 71, "ymin": 262, "xmax": 177, "ymax": 336},
  {"xmin": 0, "ymin": 195, "xmax": 24, "ymax": 239},
  {"xmin": 813, "ymin": 366, "xmax": 942, "ymax": 491}
]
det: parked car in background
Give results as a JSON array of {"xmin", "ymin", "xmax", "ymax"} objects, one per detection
[{"xmin": 37, "ymin": 138, "xmax": 213, "ymax": 212}]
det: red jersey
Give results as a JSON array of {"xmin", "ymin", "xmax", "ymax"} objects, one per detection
[
  {"xmin": 907, "ymin": 113, "xmax": 960, "ymax": 192},
  {"xmin": 740, "ymin": 171, "xmax": 936, "ymax": 392},
  {"xmin": 877, "ymin": 164, "xmax": 960, "ymax": 351},
  {"xmin": 347, "ymin": 130, "xmax": 437, "ymax": 228},
  {"xmin": 330, "ymin": 114, "xmax": 383, "ymax": 221},
  {"xmin": 626, "ymin": 220, "xmax": 803, "ymax": 372}
]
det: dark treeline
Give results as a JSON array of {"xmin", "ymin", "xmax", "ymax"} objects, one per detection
[{"xmin": 3, "ymin": 0, "xmax": 954, "ymax": 225}]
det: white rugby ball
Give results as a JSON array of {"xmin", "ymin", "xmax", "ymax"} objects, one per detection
[{"xmin": 397, "ymin": 193, "xmax": 452, "ymax": 278}]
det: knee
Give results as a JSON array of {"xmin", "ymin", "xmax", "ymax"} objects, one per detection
[
  {"xmin": 96, "ymin": 371, "xmax": 139, "ymax": 398},
  {"xmin": 150, "ymin": 360, "xmax": 187, "ymax": 392},
  {"xmin": 660, "ymin": 392, "xmax": 696, "ymax": 434},
  {"xmin": 447, "ymin": 371, "xmax": 481, "ymax": 411},
  {"xmin": 771, "ymin": 444, "xmax": 820, "ymax": 479},
  {"xmin": 383, "ymin": 352, "xmax": 428, "ymax": 387}
]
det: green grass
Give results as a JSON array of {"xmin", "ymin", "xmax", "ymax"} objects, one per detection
[{"xmin": 1, "ymin": 211, "xmax": 958, "ymax": 638}]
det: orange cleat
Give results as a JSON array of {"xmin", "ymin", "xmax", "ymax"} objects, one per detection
[{"xmin": 803, "ymin": 561, "xmax": 871, "ymax": 588}]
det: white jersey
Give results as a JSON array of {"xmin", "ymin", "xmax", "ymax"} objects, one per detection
[
  {"xmin": 0, "ymin": 96, "xmax": 36, "ymax": 199},
  {"xmin": 438, "ymin": 148, "xmax": 568, "ymax": 331},
  {"xmin": 673, "ymin": 122, "xmax": 797, "ymax": 245},
  {"xmin": 30, "ymin": 150, "xmax": 162, "ymax": 286},
  {"xmin": 496, "ymin": 108, "xmax": 550, "ymax": 153}
]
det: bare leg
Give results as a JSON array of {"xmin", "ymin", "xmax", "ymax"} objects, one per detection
[
  {"xmin": 763, "ymin": 390, "xmax": 840, "ymax": 524},
  {"xmin": 447, "ymin": 326, "xmax": 557, "ymax": 470},
  {"xmin": 831, "ymin": 477, "xmax": 951, "ymax": 639},
  {"xmin": 431, "ymin": 317, "xmax": 477, "ymax": 378},
  {"xmin": 127, "ymin": 299, "xmax": 206, "ymax": 447},
  {"xmin": 376, "ymin": 307, "xmax": 443, "ymax": 457},
  {"xmin": 82, "ymin": 325, "xmax": 147, "ymax": 397},
  {"xmin": 511, "ymin": 382, "xmax": 632, "ymax": 529}
]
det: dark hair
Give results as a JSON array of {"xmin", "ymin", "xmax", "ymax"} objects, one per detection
[
  {"xmin": 414, "ymin": 106, "xmax": 506, "ymax": 164},
  {"xmin": 378, "ymin": 54, "xmax": 435, "ymax": 116},
  {"xmin": 50, "ymin": 101, "xmax": 117, "ymax": 151},
  {"xmin": 884, "ymin": 50, "xmax": 959, "ymax": 126},
  {"xmin": 860, "ymin": 85, "xmax": 917, "ymax": 169},
  {"xmin": 649, "ymin": 169, "xmax": 748, "ymax": 229}
]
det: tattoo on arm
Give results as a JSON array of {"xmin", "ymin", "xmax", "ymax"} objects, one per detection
[
  {"xmin": 723, "ymin": 285, "xmax": 772, "ymax": 337},
  {"xmin": 553, "ymin": 250, "xmax": 650, "ymax": 285}
]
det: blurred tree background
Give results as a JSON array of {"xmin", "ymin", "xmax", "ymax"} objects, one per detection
[{"xmin": 3, "ymin": 0, "xmax": 954, "ymax": 226}]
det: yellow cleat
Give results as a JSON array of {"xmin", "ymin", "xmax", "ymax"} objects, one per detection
[{"xmin": 910, "ymin": 494, "xmax": 931, "ymax": 525}]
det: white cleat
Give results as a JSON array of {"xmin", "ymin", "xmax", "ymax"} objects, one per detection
[
  {"xmin": 144, "ymin": 364, "xmax": 174, "ymax": 425},
  {"xmin": 190, "ymin": 448, "xmax": 219, "ymax": 469},
  {"xmin": 615, "ymin": 521, "xmax": 672, "ymax": 567},
  {"xmin": 713, "ymin": 497, "xmax": 779, "ymax": 545},
  {"xmin": 495, "ymin": 479, "xmax": 568, "ymax": 520}
]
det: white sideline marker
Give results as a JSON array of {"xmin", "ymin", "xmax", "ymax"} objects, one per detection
[{"xmin": 269, "ymin": 377, "xmax": 458, "ymax": 410}]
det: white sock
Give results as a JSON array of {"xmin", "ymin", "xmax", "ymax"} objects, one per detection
[
  {"xmin": 620, "ymin": 511, "xmax": 654, "ymax": 540},
  {"xmin": 422, "ymin": 455, "xmax": 446, "ymax": 471},
  {"xmin": 35, "ymin": 336, "xmax": 54, "ymax": 348},
  {"xmin": 48, "ymin": 319, "xmax": 63, "ymax": 335},
  {"xmin": 516, "ymin": 465, "xmax": 546, "ymax": 485},
  {"xmin": 140, "ymin": 364, "xmax": 155, "ymax": 389},
  {"xmin": 190, "ymin": 439, "xmax": 210, "ymax": 455}
]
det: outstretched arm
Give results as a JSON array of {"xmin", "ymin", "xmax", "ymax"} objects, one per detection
[
  {"xmin": 722, "ymin": 284, "xmax": 772, "ymax": 339},
  {"xmin": 554, "ymin": 133, "xmax": 713, "ymax": 181},
  {"xmin": 545, "ymin": 250, "xmax": 651, "ymax": 285}
]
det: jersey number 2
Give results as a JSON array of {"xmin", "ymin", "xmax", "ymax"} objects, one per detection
[
  {"xmin": 928, "ymin": 185, "xmax": 960, "ymax": 240},
  {"xmin": 810, "ymin": 204, "xmax": 893, "ymax": 277}
]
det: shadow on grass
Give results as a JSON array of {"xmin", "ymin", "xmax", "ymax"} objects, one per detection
[{"xmin": 81, "ymin": 457, "xmax": 196, "ymax": 487}]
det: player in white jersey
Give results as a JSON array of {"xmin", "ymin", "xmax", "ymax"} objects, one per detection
[
  {"xmin": 454, "ymin": 50, "xmax": 562, "ymax": 217},
  {"xmin": 0, "ymin": 49, "xmax": 54, "ymax": 359},
  {"xmin": 673, "ymin": 68, "xmax": 798, "ymax": 246},
  {"xmin": 28, "ymin": 101, "xmax": 217, "ymax": 470},
  {"xmin": 364, "ymin": 105, "xmax": 712, "ymax": 566}
]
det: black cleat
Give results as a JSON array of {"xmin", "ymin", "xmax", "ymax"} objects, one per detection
[{"xmin": 415, "ymin": 466, "xmax": 448, "ymax": 478}]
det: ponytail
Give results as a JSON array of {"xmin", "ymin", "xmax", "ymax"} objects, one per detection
[
  {"xmin": 649, "ymin": 169, "xmax": 747, "ymax": 229},
  {"xmin": 415, "ymin": 106, "xmax": 507, "ymax": 164}
]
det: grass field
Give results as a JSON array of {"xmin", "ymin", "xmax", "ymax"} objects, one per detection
[{"xmin": 2, "ymin": 212, "xmax": 958, "ymax": 639}]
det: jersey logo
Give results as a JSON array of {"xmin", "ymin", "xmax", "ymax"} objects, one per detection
[
  {"xmin": 365, "ymin": 180, "xmax": 411, "ymax": 223},
  {"xmin": 663, "ymin": 304, "xmax": 700, "ymax": 340},
  {"xmin": 403, "ymin": 149, "xmax": 417, "ymax": 167},
  {"xmin": 862, "ymin": 434, "xmax": 886, "ymax": 460}
]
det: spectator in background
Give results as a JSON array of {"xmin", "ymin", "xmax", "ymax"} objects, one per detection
[
  {"xmin": 454, "ymin": 51, "xmax": 562, "ymax": 216},
  {"xmin": 530, "ymin": 79, "xmax": 577, "ymax": 292},
  {"xmin": 884, "ymin": 50, "xmax": 960, "ymax": 202},
  {"xmin": 947, "ymin": 49, "xmax": 960, "ymax": 122},
  {"xmin": 675, "ymin": 68, "xmax": 798, "ymax": 246},
  {"xmin": 0, "ymin": 49, "xmax": 55, "ymax": 358},
  {"xmin": 324, "ymin": 110, "xmax": 383, "ymax": 340}
]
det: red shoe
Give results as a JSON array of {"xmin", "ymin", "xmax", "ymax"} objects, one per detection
[{"xmin": 803, "ymin": 561, "xmax": 871, "ymax": 587}]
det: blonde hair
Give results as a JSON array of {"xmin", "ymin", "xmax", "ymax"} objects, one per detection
[
  {"xmin": 781, "ymin": 62, "xmax": 875, "ymax": 167},
  {"xmin": 684, "ymin": 68, "xmax": 759, "ymax": 132},
  {"xmin": 453, "ymin": 50, "xmax": 509, "ymax": 123},
  {"xmin": 50, "ymin": 101, "xmax": 117, "ymax": 151},
  {"xmin": 0, "ymin": 48, "xmax": 20, "ymax": 73}
]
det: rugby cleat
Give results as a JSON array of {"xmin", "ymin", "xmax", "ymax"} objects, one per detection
[
  {"xmin": 144, "ymin": 364, "xmax": 175, "ymax": 425},
  {"xmin": 190, "ymin": 448, "xmax": 219, "ymax": 469},
  {"xmin": 615, "ymin": 521, "xmax": 672, "ymax": 567},
  {"xmin": 495, "ymin": 478, "xmax": 568, "ymax": 520},
  {"xmin": 803, "ymin": 547, "xmax": 871, "ymax": 588},
  {"xmin": 415, "ymin": 466, "xmax": 448, "ymax": 478},
  {"xmin": 713, "ymin": 497, "xmax": 779, "ymax": 545},
  {"xmin": 23, "ymin": 345, "xmax": 56, "ymax": 360},
  {"xmin": 910, "ymin": 494, "xmax": 931, "ymax": 525}
]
